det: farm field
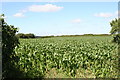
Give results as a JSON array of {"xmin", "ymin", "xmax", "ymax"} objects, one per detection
[{"xmin": 14, "ymin": 36, "xmax": 118, "ymax": 78}]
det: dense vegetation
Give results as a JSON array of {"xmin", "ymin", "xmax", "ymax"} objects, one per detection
[
  {"xmin": 14, "ymin": 36, "xmax": 118, "ymax": 78},
  {"xmin": 0, "ymin": 14, "xmax": 22, "ymax": 79},
  {"xmin": 16, "ymin": 33, "xmax": 35, "ymax": 38},
  {"xmin": 1, "ymin": 13, "xmax": 119, "ymax": 78},
  {"xmin": 110, "ymin": 18, "xmax": 120, "ymax": 43},
  {"xmin": 35, "ymin": 34, "xmax": 111, "ymax": 38}
]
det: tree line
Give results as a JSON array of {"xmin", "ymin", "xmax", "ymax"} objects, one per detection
[{"xmin": 16, "ymin": 33, "xmax": 35, "ymax": 38}]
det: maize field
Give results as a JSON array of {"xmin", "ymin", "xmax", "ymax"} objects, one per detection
[{"xmin": 14, "ymin": 36, "xmax": 119, "ymax": 78}]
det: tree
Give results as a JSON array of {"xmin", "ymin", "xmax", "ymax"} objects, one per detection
[
  {"xmin": 16, "ymin": 33, "xmax": 35, "ymax": 38},
  {"xmin": 110, "ymin": 18, "xmax": 120, "ymax": 43},
  {"xmin": 110, "ymin": 18, "xmax": 120, "ymax": 78},
  {"xmin": 0, "ymin": 14, "xmax": 24, "ymax": 78},
  {"xmin": 25, "ymin": 33, "xmax": 35, "ymax": 38},
  {"xmin": 16, "ymin": 33, "xmax": 25, "ymax": 38}
]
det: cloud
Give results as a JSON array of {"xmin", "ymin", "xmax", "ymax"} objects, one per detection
[
  {"xmin": 13, "ymin": 13, "xmax": 24, "ymax": 17},
  {"xmin": 71, "ymin": 19, "xmax": 81, "ymax": 23},
  {"xmin": 94, "ymin": 12, "xmax": 112, "ymax": 18},
  {"xmin": 13, "ymin": 4, "xmax": 63, "ymax": 17},
  {"xmin": 28, "ymin": 4, "xmax": 63, "ymax": 12}
]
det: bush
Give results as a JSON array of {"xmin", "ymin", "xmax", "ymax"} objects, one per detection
[{"xmin": 1, "ymin": 14, "xmax": 24, "ymax": 78}]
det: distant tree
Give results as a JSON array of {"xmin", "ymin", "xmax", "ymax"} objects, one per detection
[
  {"xmin": 83, "ymin": 34, "xmax": 94, "ymax": 36},
  {"xmin": 25, "ymin": 33, "xmax": 35, "ymax": 38},
  {"xmin": 16, "ymin": 33, "xmax": 35, "ymax": 38},
  {"xmin": 110, "ymin": 18, "xmax": 120, "ymax": 43},
  {"xmin": 16, "ymin": 33, "xmax": 25, "ymax": 38}
]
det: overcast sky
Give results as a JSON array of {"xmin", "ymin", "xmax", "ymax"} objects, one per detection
[{"xmin": 2, "ymin": 2, "xmax": 118, "ymax": 36}]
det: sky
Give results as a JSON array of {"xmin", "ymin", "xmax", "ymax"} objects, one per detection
[
  {"xmin": 1, "ymin": 0, "xmax": 119, "ymax": 2},
  {"xmin": 2, "ymin": 2, "xmax": 118, "ymax": 36}
]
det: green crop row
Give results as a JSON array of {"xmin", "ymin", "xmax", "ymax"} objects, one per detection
[{"xmin": 14, "ymin": 36, "xmax": 118, "ymax": 78}]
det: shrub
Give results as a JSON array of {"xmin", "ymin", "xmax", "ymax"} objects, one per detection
[{"xmin": 1, "ymin": 14, "xmax": 23, "ymax": 78}]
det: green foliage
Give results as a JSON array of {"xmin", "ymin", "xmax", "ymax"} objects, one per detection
[
  {"xmin": 25, "ymin": 33, "xmax": 35, "ymax": 38},
  {"xmin": 110, "ymin": 18, "xmax": 120, "ymax": 43},
  {"xmin": 16, "ymin": 33, "xmax": 35, "ymax": 38},
  {"xmin": 55, "ymin": 34, "xmax": 110, "ymax": 37},
  {"xmin": 14, "ymin": 36, "xmax": 118, "ymax": 78},
  {"xmin": 83, "ymin": 34, "xmax": 94, "ymax": 36},
  {"xmin": 1, "ymin": 14, "xmax": 21, "ymax": 78},
  {"xmin": 41, "ymin": 35, "xmax": 54, "ymax": 38},
  {"xmin": 16, "ymin": 33, "xmax": 25, "ymax": 38},
  {"xmin": 93, "ymin": 34, "xmax": 111, "ymax": 36}
]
